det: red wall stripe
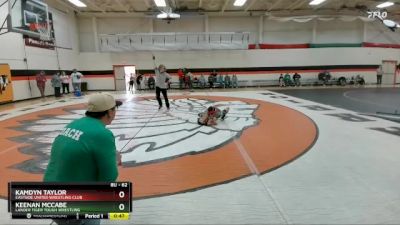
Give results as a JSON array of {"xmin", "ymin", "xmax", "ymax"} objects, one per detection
[
  {"xmin": 12, "ymin": 75, "xmax": 114, "ymax": 81},
  {"xmin": 363, "ymin": 42, "xmax": 400, "ymax": 49},
  {"xmin": 259, "ymin": 43, "xmax": 310, "ymax": 49},
  {"xmin": 246, "ymin": 42, "xmax": 400, "ymax": 49},
  {"xmin": 11, "ymin": 68, "xmax": 378, "ymax": 81},
  {"xmin": 143, "ymin": 68, "xmax": 377, "ymax": 76}
]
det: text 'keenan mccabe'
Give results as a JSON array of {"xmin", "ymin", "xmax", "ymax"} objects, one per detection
[{"xmin": 15, "ymin": 202, "xmax": 68, "ymax": 208}]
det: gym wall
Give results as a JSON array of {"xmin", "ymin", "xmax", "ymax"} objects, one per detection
[{"xmin": 1, "ymin": 3, "xmax": 400, "ymax": 102}]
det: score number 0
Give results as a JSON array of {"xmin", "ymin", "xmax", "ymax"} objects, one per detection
[{"xmin": 118, "ymin": 191, "xmax": 125, "ymax": 211}]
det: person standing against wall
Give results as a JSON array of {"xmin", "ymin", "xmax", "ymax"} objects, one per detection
[
  {"xmin": 377, "ymin": 65, "xmax": 383, "ymax": 85},
  {"xmin": 232, "ymin": 74, "xmax": 238, "ymax": 88},
  {"xmin": 224, "ymin": 74, "xmax": 231, "ymax": 88},
  {"xmin": 178, "ymin": 68, "xmax": 184, "ymax": 89},
  {"xmin": 51, "ymin": 72, "xmax": 62, "ymax": 97},
  {"xmin": 36, "ymin": 71, "xmax": 47, "ymax": 98},
  {"xmin": 187, "ymin": 71, "xmax": 194, "ymax": 90},
  {"xmin": 60, "ymin": 71, "xmax": 70, "ymax": 94},
  {"xmin": 155, "ymin": 64, "xmax": 171, "ymax": 110},
  {"xmin": 136, "ymin": 72, "xmax": 143, "ymax": 91},
  {"xmin": 128, "ymin": 73, "xmax": 135, "ymax": 92},
  {"xmin": 71, "ymin": 69, "xmax": 83, "ymax": 94},
  {"xmin": 0, "ymin": 75, "xmax": 3, "ymax": 95}
]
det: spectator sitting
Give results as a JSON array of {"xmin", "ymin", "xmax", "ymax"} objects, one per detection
[
  {"xmin": 293, "ymin": 73, "xmax": 301, "ymax": 87},
  {"xmin": 283, "ymin": 73, "xmax": 292, "ymax": 86},
  {"xmin": 318, "ymin": 70, "xmax": 331, "ymax": 85},
  {"xmin": 199, "ymin": 74, "xmax": 206, "ymax": 88},
  {"xmin": 210, "ymin": 70, "xmax": 217, "ymax": 77},
  {"xmin": 193, "ymin": 76, "xmax": 198, "ymax": 88},
  {"xmin": 208, "ymin": 74, "xmax": 214, "ymax": 88},
  {"xmin": 224, "ymin": 74, "xmax": 231, "ymax": 88},
  {"xmin": 232, "ymin": 74, "xmax": 238, "ymax": 88},
  {"xmin": 217, "ymin": 74, "xmax": 224, "ymax": 88},
  {"xmin": 278, "ymin": 74, "xmax": 285, "ymax": 87}
]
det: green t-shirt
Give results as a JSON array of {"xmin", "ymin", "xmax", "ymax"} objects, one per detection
[{"xmin": 44, "ymin": 117, "xmax": 118, "ymax": 182}]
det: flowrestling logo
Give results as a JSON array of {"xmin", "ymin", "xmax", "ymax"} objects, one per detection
[
  {"xmin": 12, "ymin": 98, "xmax": 259, "ymax": 173},
  {"xmin": 367, "ymin": 10, "xmax": 388, "ymax": 19},
  {"xmin": 367, "ymin": 10, "xmax": 400, "ymax": 31}
]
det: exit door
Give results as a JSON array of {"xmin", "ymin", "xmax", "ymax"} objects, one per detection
[{"xmin": 381, "ymin": 60, "xmax": 397, "ymax": 85}]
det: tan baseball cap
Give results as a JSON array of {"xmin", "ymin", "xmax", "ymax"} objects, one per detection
[{"xmin": 87, "ymin": 93, "xmax": 123, "ymax": 112}]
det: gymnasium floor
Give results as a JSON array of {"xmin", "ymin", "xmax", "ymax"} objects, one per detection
[{"xmin": 0, "ymin": 86, "xmax": 400, "ymax": 224}]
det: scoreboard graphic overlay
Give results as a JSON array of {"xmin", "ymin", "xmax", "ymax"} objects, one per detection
[{"xmin": 8, "ymin": 182, "xmax": 132, "ymax": 220}]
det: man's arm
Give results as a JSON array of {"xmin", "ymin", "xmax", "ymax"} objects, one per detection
[{"xmin": 93, "ymin": 131, "xmax": 119, "ymax": 181}]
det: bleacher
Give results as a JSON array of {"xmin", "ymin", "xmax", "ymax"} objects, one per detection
[{"xmin": 142, "ymin": 77, "xmax": 322, "ymax": 90}]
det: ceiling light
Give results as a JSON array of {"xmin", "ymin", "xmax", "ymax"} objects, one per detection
[
  {"xmin": 68, "ymin": 0, "xmax": 87, "ymax": 7},
  {"xmin": 154, "ymin": 0, "xmax": 166, "ymax": 7},
  {"xmin": 234, "ymin": 0, "xmax": 247, "ymax": 7},
  {"xmin": 383, "ymin": 19, "xmax": 397, "ymax": 27},
  {"xmin": 169, "ymin": 13, "xmax": 180, "ymax": 19},
  {"xmin": 157, "ymin": 13, "xmax": 168, "ymax": 19},
  {"xmin": 309, "ymin": 0, "xmax": 326, "ymax": 6},
  {"xmin": 377, "ymin": 2, "xmax": 394, "ymax": 8},
  {"xmin": 156, "ymin": 12, "xmax": 180, "ymax": 19}
]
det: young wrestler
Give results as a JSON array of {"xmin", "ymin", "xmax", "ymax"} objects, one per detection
[{"xmin": 198, "ymin": 106, "xmax": 229, "ymax": 126}]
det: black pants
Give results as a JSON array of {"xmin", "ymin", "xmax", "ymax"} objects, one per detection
[
  {"xmin": 179, "ymin": 78, "xmax": 183, "ymax": 89},
  {"xmin": 54, "ymin": 87, "xmax": 61, "ymax": 97},
  {"xmin": 156, "ymin": 86, "xmax": 169, "ymax": 108},
  {"xmin": 62, "ymin": 83, "xmax": 69, "ymax": 94},
  {"xmin": 377, "ymin": 75, "xmax": 382, "ymax": 84},
  {"xmin": 129, "ymin": 81, "xmax": 134, "ymax": 91}
]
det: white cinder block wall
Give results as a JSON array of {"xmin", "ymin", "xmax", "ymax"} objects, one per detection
[{"xmin": 1, "ymin": 2, "xmax": 400, "ymax": 101}]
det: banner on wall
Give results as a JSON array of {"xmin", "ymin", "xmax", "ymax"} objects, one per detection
[
  {"xmin": 99, "ymin": 32, "xmax": 252, "ymax": 51},
  {"xmin": 0, "ymin": 64, "xmax": 14, "ymax": 103}
]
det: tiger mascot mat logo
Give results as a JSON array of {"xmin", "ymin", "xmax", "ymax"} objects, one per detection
[{"xmin": 0, "ymin": 95, "xmax": 317, "ymax": 199}]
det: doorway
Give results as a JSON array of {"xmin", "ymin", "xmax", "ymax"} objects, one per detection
[
  {"xmin": 381, "ymin": 60, "xmax": 397, "ymax": 85},
  {"xmin": 113, "ymin": 65, "xmax": 136, "ymax": 92}
]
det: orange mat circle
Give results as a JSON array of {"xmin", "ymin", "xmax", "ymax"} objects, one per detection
[{"xmin": 0, "ymin": 96, "xmax": 317, "ymax": 199}]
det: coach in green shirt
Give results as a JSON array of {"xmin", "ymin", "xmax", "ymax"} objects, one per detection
[{"xmin": 44, "ymin": 93, "xmax": 122, "ymax": 182}]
